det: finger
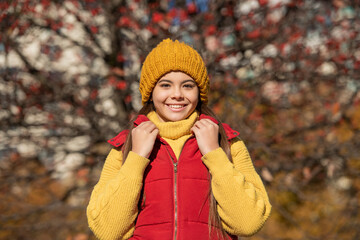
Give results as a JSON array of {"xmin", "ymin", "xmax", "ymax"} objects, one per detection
[
  {"xmin": 144, "ymin": 121, "xmax": 158, "ymax": 132},
  {"xmin": 190, "ymin": 126, "xmax": 200, "ymax": 135},
  {"xmin": 192, "ymin": 122, "xmax": 199, "ymax": 129},
  {"xmin": 193, "ymin": 120, "xmax": 206, "ymax": 128},
  {"xmin": 194, "ymin": 120, "xmax": 208, "ymax": 129},
  {"xmin": 199, "ymin": 119, "xmax": 218, "ymax": 127},
  {"xmin": 137, "ymin": 121, "xmax": 157, "ymax": 132},
  {"xmin": 150, "ymin": 128, "xmax": 159, "ymax": 137},
  {"xmin": 138, "ymin": 121, "xmax": 154, "ymax": 128},
  {"xmin": 201, "ymin": 120, "xmax": 219, "ymax": 131}
]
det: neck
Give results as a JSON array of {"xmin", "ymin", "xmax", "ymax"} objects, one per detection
[{"xmin": 147, "ymin": 111, "xmax": 198, "ymax": 139}]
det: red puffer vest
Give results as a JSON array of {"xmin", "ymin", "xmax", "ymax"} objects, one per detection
[{"xmin": 108, "ymin": 114, "xmax": 240, "ymax": 240}]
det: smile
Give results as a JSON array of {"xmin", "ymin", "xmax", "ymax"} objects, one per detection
[{"xmin": 167, "ymin": 104, "xmax": 187, "ymax": 109}]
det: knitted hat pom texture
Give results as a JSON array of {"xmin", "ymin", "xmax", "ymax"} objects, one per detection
[{"xmin": 139, "ymin": 38, "xmax": 209, "ymax": 105}]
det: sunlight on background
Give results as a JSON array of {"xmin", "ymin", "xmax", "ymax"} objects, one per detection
[{"xmin": 0, "ymin": 0, "xmax": 359, "ymax": 239}]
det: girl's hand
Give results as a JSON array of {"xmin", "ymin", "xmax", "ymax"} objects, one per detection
[
  {"xmin": 191, "ymin": 119, "xmax": 220, "ymax": 155},
  {"xmin": 131, "ymin": 121, "xmax": 159, "ymax": 158}
]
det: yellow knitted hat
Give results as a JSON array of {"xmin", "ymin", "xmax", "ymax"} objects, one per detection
[{"xmin": 139, "ymin": 38, "xmax": 209, "ymax": 105}]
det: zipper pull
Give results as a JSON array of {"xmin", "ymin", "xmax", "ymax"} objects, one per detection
[{"xmin": 174, "ymin": 162, "xmax": 178, "ymax": 173}]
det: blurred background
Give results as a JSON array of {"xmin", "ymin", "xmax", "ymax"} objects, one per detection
[{"xmin": 1, "ymin": 0, "xmax": 360, "ymax": 239}]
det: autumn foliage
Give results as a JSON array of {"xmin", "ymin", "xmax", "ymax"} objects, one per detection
[{"xmin": 1, "ymin": 0, "xmax": 360, "ymax": 239}]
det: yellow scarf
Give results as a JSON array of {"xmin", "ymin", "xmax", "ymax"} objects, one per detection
[{"xmin": 147, "ymin": 111, "xmax": 198, "ymax": 158}]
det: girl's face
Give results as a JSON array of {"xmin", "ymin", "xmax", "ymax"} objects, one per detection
[{"xmin": 152, "ymin": 71, "xmax": 199, "ymax": 122}]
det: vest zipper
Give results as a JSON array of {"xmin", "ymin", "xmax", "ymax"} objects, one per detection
[
  {"xmin": 173, "ymin": 162, "xmax": 178, "ymax": 240},
  {"xmin": 164, "ymin": 137, "xmax": 193, "ymax": 240},
  {"xmin": 165, "ymin": 146, "xmax": 178, "ymax": 240}
]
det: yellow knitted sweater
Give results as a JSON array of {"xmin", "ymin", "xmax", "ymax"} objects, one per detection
[{"xmin": 87, "ymin": 112, "xmax": 271, "ymax": 240}]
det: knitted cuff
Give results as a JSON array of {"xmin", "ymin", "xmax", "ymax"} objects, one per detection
[
  {"xmin": 120, "ymin": 151, "xmax": 150, "ymax": 180},
  {"xmin": 201, "ymin": 147, "xmax": 233, "ymax": 177}
]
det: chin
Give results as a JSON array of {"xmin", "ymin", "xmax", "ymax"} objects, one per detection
[
  {"xmin": 160, "ymin": 110, "xmax": 192, "ymax": 122},
  {"xmin": 165, "ymin": 115, "xmax": 187, "ymax": 122}
]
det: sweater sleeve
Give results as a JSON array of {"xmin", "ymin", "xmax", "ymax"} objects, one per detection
[
  {"xmin": 201, "ymin": 139, "xmax": 271, "ymax": 236},
  {"xmin": 87, "ymin": 149, "xmax": 150, "ymax": 240}
]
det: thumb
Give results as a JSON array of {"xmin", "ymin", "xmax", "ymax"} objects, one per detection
[{"xmin": 151, "ymin": 128, "xmax": 159, "ymax": 137}]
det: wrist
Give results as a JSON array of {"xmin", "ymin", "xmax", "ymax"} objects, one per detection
[
  {"xmin": 131, "ymin": 147, "xmax": 150, "ymax": 158},
  {"xmin": 202, "ymin": 148, "xmax": 233, "ymax": 176},
  {"xmin": 201, "ymin": 143, "xmax": 220, "ymax": 155}
]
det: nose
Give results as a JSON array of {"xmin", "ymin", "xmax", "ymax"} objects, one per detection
[{"xmin": 171, "ymin": 86, "xmax": 184, "ymax": 100}]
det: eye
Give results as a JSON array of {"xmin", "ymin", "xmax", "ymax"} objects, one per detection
[
  {"xmin": 183, "ymin": 83, "xmax": 196, "ymax": 89},
  {"xmin": 159, "ymin": 83, "xmax": 171, "ymax": 88}
]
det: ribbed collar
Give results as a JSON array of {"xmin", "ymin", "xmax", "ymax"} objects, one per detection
[
  {"xmin": 147, "ymin": 111, "xmax": 198, "ymax": 140},
  {"xmin": 107, "ymin": 112, "xmax": 240, "ymax": 147}
]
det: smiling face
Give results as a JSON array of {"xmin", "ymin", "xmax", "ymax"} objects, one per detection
[{"xmin": 152, "ymin": 71, "xmax": 199, "ymax": 122}]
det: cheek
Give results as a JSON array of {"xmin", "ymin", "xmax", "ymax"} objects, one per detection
[
  {"xmin": 152, "ymin": 88, "xmax": 166, "ymax": 102},
  {"xmin": 193, "ymin": 88, "xmax": 200, "ymax": 103},
  {"xmin": 187, "ymin": 91, "xmax": 199, "ymax": 105}
]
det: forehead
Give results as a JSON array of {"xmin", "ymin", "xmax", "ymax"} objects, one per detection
[{"xmin": 159, "ymin": 71, "xmax": 194, "ymax": 81}]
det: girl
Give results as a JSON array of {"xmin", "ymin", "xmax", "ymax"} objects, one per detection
[{"xmin": 87, "ymin": 39, "xmax": 271, "ymax": 240}]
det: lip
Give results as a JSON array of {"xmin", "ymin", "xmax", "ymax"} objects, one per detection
[{"xmin": 166, "ymin": 104, "xmax": 187, "ymax": 112}]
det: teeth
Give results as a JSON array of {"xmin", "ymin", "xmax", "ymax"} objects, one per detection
[{"xmin": 168, "ymin": 105, "xmax": 184, "ymax": 109}]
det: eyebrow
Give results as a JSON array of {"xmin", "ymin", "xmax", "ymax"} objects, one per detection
[{"xmin": 157, "ymin": 79, "xmax": 196, "ymax": 84}]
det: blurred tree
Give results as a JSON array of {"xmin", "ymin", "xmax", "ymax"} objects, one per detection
[{"xmin": 0, "ymin": 0, "xmax": 360, "ymax": 239}]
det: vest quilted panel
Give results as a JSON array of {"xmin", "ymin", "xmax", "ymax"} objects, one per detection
[{"xmin": 108, "ymin": 114, "xmax": 240, "ymax": 239}]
